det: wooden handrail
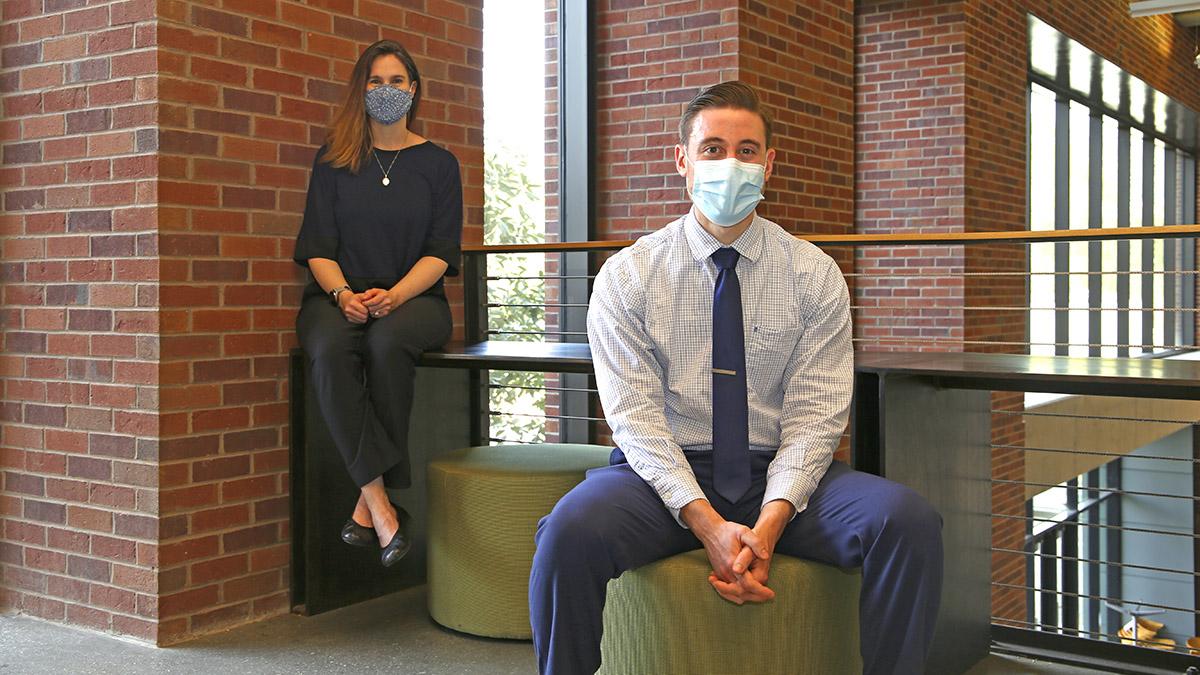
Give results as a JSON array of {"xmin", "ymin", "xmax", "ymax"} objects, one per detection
[{"xmin": 463, "ymin": 224, "xmax": 1200, "ymax": 254}]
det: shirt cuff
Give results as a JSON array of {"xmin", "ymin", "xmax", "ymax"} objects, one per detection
[
  {"xmin": 652, "ymin": 470, "xmax": 706, "ymax": 529},
  {"xmin": 668, "ymin": 506, "xmax": 686, "ymax": 528},
  {"xmin": 763, "ymin": 470, "xmax": 818, "ymax": 519}
]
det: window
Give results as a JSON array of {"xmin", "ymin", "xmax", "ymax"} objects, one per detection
[
  {"xmin": 1023, "ymin": 14, "xmax": 1199, "ymax": 646},
  {"xmin": 482, "ymin": 1, "xmax": 591, "ymax": 444},
  {"xmin": 1026, "ymin": 15, "xmax": 1197, "ymax": 360},
  {"xmin": 483, "ymin": 0, "xmax": 554, "ymax": 442}
]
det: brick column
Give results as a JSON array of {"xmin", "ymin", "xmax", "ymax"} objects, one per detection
[
  {"xmin": 1, "ymin": 0, "xmax": 159, "ymax": 639},
  {"xmin": 153, "ymin": 0, "xmax": 482, "ymax": 644},
  {"xmin": 564, "ymin": 1, "xmax": 855, "ymax": 448},
  {"xmin": 2, "ymin": 0, "xmax": 482, "ymax": 645},
  {"xmin": 855, "ymin": 0, "xmax": 1026, "ymax": 628},
  {"xmin": 589, "ymin": 0, "xmax": 855, "ymax": 242},
  {"xmin": 855, "ymin": 0, "xmax": 966, "ymax": 353},
  {"xmin": 738, "ymin": 1, "xmax": 854, "ymax": 235}
]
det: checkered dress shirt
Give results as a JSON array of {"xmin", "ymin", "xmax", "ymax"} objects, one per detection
[{"xmin": 587, "ymin": 211, "xmax": 853, "ymax": 524}]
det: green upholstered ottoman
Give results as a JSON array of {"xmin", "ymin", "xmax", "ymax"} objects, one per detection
[
  {"xmin": 426, "ymin": 443, "xmax": 612, "ymax": 638},
  {"xmin": 599, "ymin": 549, "xmax": 862, "ymax": 674}
]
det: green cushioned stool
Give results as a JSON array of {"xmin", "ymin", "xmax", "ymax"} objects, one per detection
[
  {"xmin": 599, "ymin": 549, "xmax": 862, "ymax": 674},
  {"xmin": 427, "ymin": 443, "xmax": 612, "ymax": 639}
]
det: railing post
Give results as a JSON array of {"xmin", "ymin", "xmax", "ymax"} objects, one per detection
[
  {"xmin": 1103, "ymin": 460, "xmax": 1123, "ymax": 632},
  {"xmin": 1062, "ymin": 479, "xmax": 1079, "ymax": 632},
  {"xmin": 1193, "ymin": 426, "xmax": 1199, "ymax": 637},
  {"xmin": 463, "ymin": 251, "xmax": 489, "ymax": 446},
  {"xmin": 1025, "ymin": 500, "xmax": 1036, "ymax": 629},
  {"xmin": 1040, "ymin": 535, "xmax": 1058, "ymax": 631},
  {"xmin": 463, "ymin": 251, "xmax": 487, "ymax": 344},
  {"xmin": 1084, "ymin": 469, "xmax": 1101, "ymax": 638}
]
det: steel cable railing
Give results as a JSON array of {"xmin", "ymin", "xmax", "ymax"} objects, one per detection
[{"xmin": 985, "ymin": 399, "xmax": 1199, "ymax": 656}]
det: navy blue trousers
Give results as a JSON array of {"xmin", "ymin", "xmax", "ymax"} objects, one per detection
[{"xmin": 529, "ymin": 450, "xmax": 943, "ymax": 675}]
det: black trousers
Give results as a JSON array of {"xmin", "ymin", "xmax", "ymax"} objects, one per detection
[{"xmin": 296, "ymin": 287, "xmax": 452, "ymax": 488}]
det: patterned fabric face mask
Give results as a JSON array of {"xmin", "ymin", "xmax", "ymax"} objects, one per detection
[{"xmin": 365, "ymin": 86, "xmax": 413, "ymax": 125}]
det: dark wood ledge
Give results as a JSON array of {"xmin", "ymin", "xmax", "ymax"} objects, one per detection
[
  {"xmin": 855, "ymin": 351, "xmax": 1200, "ymax": 400},
  {"xmin": 418, "ymin": 340, "xmax": 594, "ymax": 373},
  {"xmin": 417, "ymin": 341, "xmax": 1200, "ymax": 399}
]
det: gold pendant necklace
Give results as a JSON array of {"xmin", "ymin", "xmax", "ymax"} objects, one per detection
[{"xmin": 372, "ymin": 149, "xmax": 400, "ymax": 186}]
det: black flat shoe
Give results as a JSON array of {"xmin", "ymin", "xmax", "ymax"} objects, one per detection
[
  {"xmin": 380, "ymin": 504, "xmax": 412, "ymax": 568},
  {"xmin": 341, "ymin": 519, "xmax": 376, "ymax": 547}
]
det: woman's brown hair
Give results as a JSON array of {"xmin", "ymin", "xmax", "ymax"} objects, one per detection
[{"xmin": 322, "ymin": 40, "xmax": 422, "ymax": 173}]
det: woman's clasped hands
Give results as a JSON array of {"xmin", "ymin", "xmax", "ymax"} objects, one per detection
[{"xmin": 338, "ymin": 287, "xmax": 402, "ymax": 323}]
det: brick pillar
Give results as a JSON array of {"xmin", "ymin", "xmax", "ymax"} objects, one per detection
[
  {"xmin": 587, "ymin": 0, "xmax": 854, "ymax": 242},
  {"xmin": 577, "ymin": 1, "xmax": 856, "ymax": 447},
  {"xmin": 962, "ymin": 0, "xmax": 1028, "ymax": 627},
  {"xmin": 2, "ymin": 0, "xmax": 482, "ymax": 645},
  {"xmin": 542, "ymin": 0, "xmax": 560, "ymax": 442},
  {"xmin": 0, "ymin": 0, "xmax": 160, "ymax": 640},
  {"xmin": 855, "ymin": 0, "xmax": 966, "ymax": 353},
  {"xmin": 153, "ymin": 0, "xmax": 482, "ymax": 644},
  {"xmin": 592, "ymin": 0, "xmax": 737, "ymax": 240},
  {"xmin": 856, "ymin": 0, "xmax": 1027, "ymax": 629}
]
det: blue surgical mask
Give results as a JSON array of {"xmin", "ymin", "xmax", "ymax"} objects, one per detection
[
  {"xmin": 365, "ymin": 86, "xmax": 413, "ymax": 125},
  {"xmin": 688, "ymin": 157, "xmax": 766, "ymax": 227}
]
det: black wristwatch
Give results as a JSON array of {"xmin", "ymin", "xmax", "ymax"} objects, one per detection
[{"xmin": 329, "ymin": 285, "xmax": 351, "ymax": 306}]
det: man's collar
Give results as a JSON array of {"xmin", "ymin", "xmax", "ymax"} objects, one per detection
[{"xmin": 683, "ymin": 209, "xmax": 764, "ymax": 264}]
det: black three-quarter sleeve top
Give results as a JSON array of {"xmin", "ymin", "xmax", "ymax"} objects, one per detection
[{"xmin": 292, "ymin": 141, "xmax": 463, "ymax": 298}]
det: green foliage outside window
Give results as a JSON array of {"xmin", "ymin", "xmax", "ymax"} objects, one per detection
[{"xmin": 484, "ymin": 151, "xmax": 546, "ymax": 443}]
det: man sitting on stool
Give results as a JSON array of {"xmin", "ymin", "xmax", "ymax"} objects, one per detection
[{"xmin": 529, "ymin": 81, "xmax": 944, "ymax": 675}]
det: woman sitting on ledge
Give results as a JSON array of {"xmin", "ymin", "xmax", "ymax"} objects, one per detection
[{"xmin": 293, "ymin": 39, "xmax": 463, "ymax": 567}]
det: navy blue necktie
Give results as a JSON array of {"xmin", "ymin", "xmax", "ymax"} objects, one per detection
[{"xmin": 710, "ymin": 247, "xmax": 750, "ymax": 503}]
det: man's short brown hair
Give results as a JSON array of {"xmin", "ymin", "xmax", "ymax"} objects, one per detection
[{"xmin": 678, "ymin": 80, "xmax": 773, "ymax": 149}]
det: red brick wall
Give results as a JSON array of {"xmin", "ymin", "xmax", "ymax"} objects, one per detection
[
  {"xmin": 2, "ymin": 0, "xmax": 482, "ymax": 645},
  {"xmin": 739, "ymin": 1, "xmax": 855, "ymax": 235},
  {"xmin": 543, "ymin": 0, "xmax": 559, "ymax": 246},
  {"xmin": 855, "ymin": 1, "xmax": 966, "ymax": 353},
  {"xmin": 153, "ymin": 0, "xmax": 482, "ymax": 644},
  {"xmin": 589, "ymin": 0, "xmax": 855, "ymax": 241},
  {"xmin": 960, "ymin": 0, "xmax": 1031, "ymax": 626},
  {"xmin": 0, "ymin": 0, "xmax": 160, "ymax": 640},
  {"xmin": 575, "ymin": 0, "xmax": 856, "ymax": 448},
  {"xmin": 592, "ymin": 0, "xmax": 737, "ymax": 239},
  {"xmin": 853, "ymin": 1, "xmax": 1025, "ymax": 620}
]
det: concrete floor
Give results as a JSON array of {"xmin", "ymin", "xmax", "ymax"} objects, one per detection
[
  {"xmin": 0, "ymin": 585, "xmax": 1119, "ymax": 675},
  {"xmin": 0, "ymin": 586, "xmax": 532, "ymax": 675}
]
